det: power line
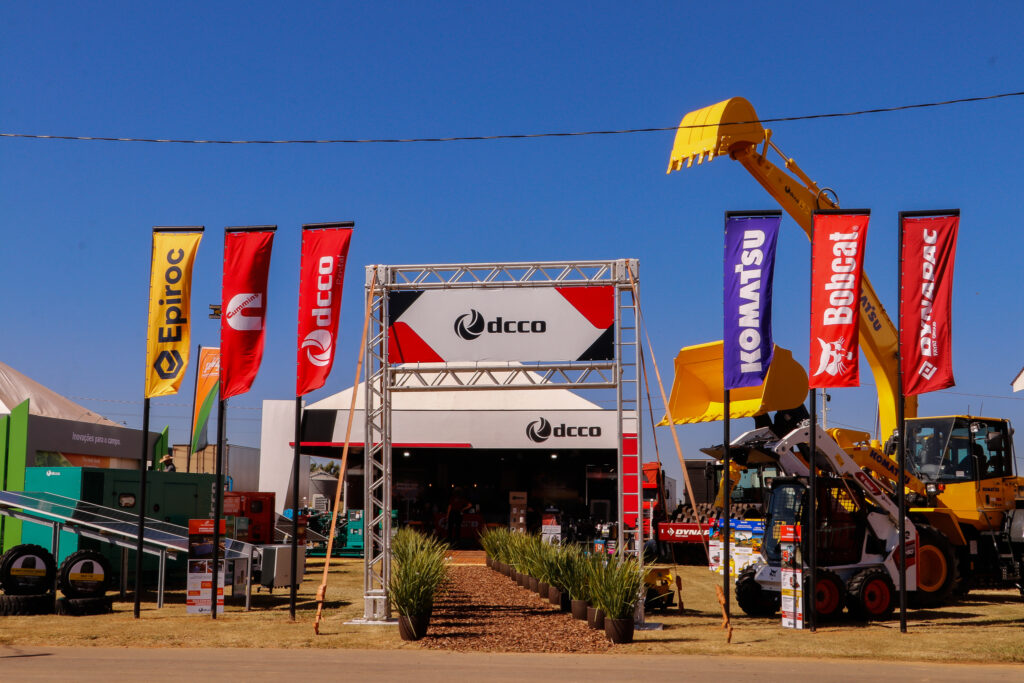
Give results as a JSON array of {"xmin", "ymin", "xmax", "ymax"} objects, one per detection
[{"xmin": 2, "ymin": 90, "xmax": 1021, "ymax": 145}]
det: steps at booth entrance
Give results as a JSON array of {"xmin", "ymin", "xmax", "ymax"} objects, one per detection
[{"xmin": 445, "ymin": 550, "xmax": 486, "ymax": 566}]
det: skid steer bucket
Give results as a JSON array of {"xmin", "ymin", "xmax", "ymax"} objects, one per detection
[
  {"xmin": 666, "ymin": 97, "xmax": 764, "ymax": 173},
  {"xmin": 659, "ymin": 341, "xmax": 808, "ymax": 425}
]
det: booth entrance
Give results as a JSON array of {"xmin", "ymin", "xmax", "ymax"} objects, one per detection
[{"xmin": 314, "ymin": 446, "xmax": 620, "ymax": 548}]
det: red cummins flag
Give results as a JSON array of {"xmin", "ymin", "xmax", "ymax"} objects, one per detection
[
  {"xmin": 900, "ymin": 214, "xmax": 959, "ymax": 395},
  {"xmin": 220, "ymin": 227, "xmax": 276, "ymax": 400},
  {"xmin": 809, "ymin": 212, "xmax": 870, "ymax": 388},
  {"xmin": 296, "ymin": 223, "xmax": 353, "ymax": 397}
]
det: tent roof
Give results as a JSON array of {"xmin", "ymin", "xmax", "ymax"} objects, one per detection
[
  {"xmin": 0, "ymin": 361, "xmax": 120, "ymax": 426},
  {"xmin": 307, "ymin": 366, "xmax": 605, "ymax": 412}
]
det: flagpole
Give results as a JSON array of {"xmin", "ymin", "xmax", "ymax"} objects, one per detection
[
  {"xmin": 291, "ymin": 396, "xmax": 302, "ymax": 621},
  {"xmin": 133, "ymin": 397, "xmax": 151, "ymax": 619},
  {"xmin": 187, "ymin": 344, "xmax": 201, "ymax": 474},
  {"xmin": 210, "ymin": 397, "xmax": 226, "ymax": 619},
  {"xmin": 722, "ymin": 388, "xmax": 731, "ymax": 618},
  {"xmin": 896, "ymin": 211, "xmax": 908, "ymax": 633},
  {"xmin": 808, "ymin": 213, "xmax": 817, "ymax": 634}
]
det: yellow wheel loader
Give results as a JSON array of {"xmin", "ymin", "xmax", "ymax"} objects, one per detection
[{"xmin": 664, "ymin": 98, "xmax": 1024, "ymax": 602}]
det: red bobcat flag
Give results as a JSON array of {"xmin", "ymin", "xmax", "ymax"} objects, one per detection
[
  {"xmin": 809, "ymin": 212, "xmax": 870, "ymax": 388},
  {"xmin": 296, "ymin": 223, "xmax": 353, "ymax": 396},
  {"xmin": 220, "ymin": 227, "xmax": 275, "ymax": 399},
  {"xmin": 900, "ymin": 214, "xmax": 959, "ymax": 395}
]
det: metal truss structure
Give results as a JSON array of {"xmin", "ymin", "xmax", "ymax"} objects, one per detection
[{"xmin": 359, "ymin": 259, "xmax": 641, "ymax": 621}]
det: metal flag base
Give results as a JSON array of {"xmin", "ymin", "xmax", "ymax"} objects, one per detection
[
  {"xmin": 345, "ymin": 618, "xmax": 397, "ymax": 626},
  {"xmin": 636, "ymin": 622, "xmax": 664, "ymax": 631}
]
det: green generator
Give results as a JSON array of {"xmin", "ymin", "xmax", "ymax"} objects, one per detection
[{"xmin": 23, "ymin": 467, "xmax": 216, "ymax": 579}]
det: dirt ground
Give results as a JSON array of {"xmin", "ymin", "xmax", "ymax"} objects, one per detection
[{"xmin": 0, "ymin": 558, "xmax": 1021, "ymax": 663}]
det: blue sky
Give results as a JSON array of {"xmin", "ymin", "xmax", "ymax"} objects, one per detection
[{"xmin": 3, "ymin": 2, "xmax": 1023, "ymax": 483}]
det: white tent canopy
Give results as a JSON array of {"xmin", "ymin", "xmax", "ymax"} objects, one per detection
[
  {"xmin": 0, "ymin": 361, "xmax": 118, "ymax": 425},
  {"xmin": 303, "ymin": 366, "xmax": 619, "ymax": 450}
]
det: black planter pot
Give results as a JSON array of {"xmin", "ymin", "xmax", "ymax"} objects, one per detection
[
  {"xmin": 527, "ymin": 576, "xmax": 538, "ymax": 592},
  {"xmin": 571, "ymin": 599, "xmax": 588, "ymax": 620},
  {"xmin": 559, "ymin": 590, "xmax": 571, "ymax": 612},
  {"xmin": 605, "ymin": 617, "xmax": 635, "ymax": 644},
  {"xmin": 587, "ymin": 605, "xmax": 605, "ymax": 630},
  {"xmin": 538, "ymin": 581, "xmax": 549, "ymax": 597},
  {"xmin": 398, "ymin": 613, "xmax": 431, "ymax": 641},
  {"xmin": 547, "ymin": 585, "xmax": 560, "ymax": 605}
]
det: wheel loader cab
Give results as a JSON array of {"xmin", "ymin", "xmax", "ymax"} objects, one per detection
[{"xmin": 906, "ymin": 417, "xmax": 1014, "ymax": 485}]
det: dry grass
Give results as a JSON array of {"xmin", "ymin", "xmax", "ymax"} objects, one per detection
[{"xmin": 1, "ymin": 558, "xmax": 1022, "ymax": 663}]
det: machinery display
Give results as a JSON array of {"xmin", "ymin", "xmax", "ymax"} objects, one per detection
[{"xmin": 665, "ymin": 96, "xmax": 1024, "ymax": 606}]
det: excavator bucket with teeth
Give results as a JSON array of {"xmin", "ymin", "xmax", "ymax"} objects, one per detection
[{"xmin": 666, "ymin": 97, "xmax": 765, "ymax": 173}]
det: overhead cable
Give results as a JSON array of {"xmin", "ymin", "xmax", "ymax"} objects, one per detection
[{"xmin": 2, "ymin": 90, "xmax": 1022, "ymax": 145}]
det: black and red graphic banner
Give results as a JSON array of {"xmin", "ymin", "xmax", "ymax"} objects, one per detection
[
  {"xmin": 386, "ymin": 286, "xmax": 615, "ymax": 363},
  {"xmin": 220, "ymin": 227, "xmax": 275, "ymax": 400},
  {"xmin": 809, "ymin": 212, "xmax": 870, "ymax": 389},
  {"xmin": 900, "ymin": 214, "xmax": 959, "ymax": 395},
  {"xmin": 296, "ymin": 223, "xmax": 353, "ymax": 397}
]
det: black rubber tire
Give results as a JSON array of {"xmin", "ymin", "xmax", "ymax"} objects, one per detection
[
  {"xmin": 735, "ymin": 567, "xmax": 779, "ymax": 617},
  {"xmin": 846, "ymin": 567, "xmax": 896, "ymax": 621},
  {"xmin": 0, "ymin": 593, "xmax": 55, "ymax": 616},
  {"xmin": 805, "ymin": 569, "xmax": 845, "ymax": 622},
  {"xmin": 57, "ymin": 550, "xmax": 113, "ymax": 599},
  {"xmin": 55, "ymin": 596, "xmax": 113, "ymax": 617},
  {"xmin": 910, "ymin": 524, "xmax": 958, "ymax": 608},
  {"xmin": 0, "ymin": 544, "xmax": 57, "ymax": 596}
]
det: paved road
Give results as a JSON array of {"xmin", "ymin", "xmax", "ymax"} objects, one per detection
[{"xmin": 1, "ymin": 647, "xmax": 1021, "ymax": 682}]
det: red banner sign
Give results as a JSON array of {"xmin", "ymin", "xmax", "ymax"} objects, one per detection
[
  {"xmin": 900, "ymin": 214, "xmax": 959, "ymax": 395},
  {"xmin": 220, "ymin": 228, "xmax": 275, "ymax": 400},
  {"xmin": 296, "ymin": 224, "xmax": 353, "ymax": 396},
  {"xmin": 809, "ymin": 212, "xmax": 870, "ymax": 388}
]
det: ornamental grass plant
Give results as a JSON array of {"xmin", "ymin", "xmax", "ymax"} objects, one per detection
[
  {"xmin": 589, "ymin": 553, "xmax": 645, "ymax": 620},
  {"xmin": 388, "ymin": 528, "xmax": 450, "ymax": 618}
]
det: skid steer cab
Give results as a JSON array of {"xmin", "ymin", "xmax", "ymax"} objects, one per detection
[{"xmin": 736, "ymin": 476, "xmax": 914, "ymax": 622}]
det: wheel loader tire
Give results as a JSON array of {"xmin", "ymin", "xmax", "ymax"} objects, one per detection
[
  {"xmin": 0, "ymin": 544, "xmax": 57, "ymax": 596},
  {"xmin": 910, "ymin": 525, "xmax": 958, "ymax": 608},
  {"xmin": 58, "ymin": 550, "xmax": 113, "ymax": 599},
  {"xmin": 55, "ymin": 596, "xmax": 113, "ymax": 617},
  {"xmin": 735, "ymin": 567, "xmax": 779, "ymax": 617},
  {"xmin": 804, "ymin": 569, "xmax": 845, "ymax": 622},
  {"xmin": 846, "ymin": 567, "xmax": 895, "ymax": 621},
  {"xmin": 0, "ymin": 593, "xmax": 55, "ymax": 616}
]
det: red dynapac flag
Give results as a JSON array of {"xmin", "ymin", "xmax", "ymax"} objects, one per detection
[
  {"xmin": 296, "ymin": 223, "xmax": 353, "ymax": 397},
  {"xmin": 809, "ymin": 211, "xmax": 870, "ymax": 388},
  {"xmin": 900, "ymin": 214, "xmax": 959, "ymax": 395},
  {"xmin": 220, "ymin": 227, "xmax": 276, "ymax": 400}
]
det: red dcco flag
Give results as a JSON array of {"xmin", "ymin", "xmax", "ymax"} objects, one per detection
[
  {"xmin": 809, "ymin": 212, "xmax": 870, "ymax": 388},
  {"xmin": 296, "ymin": 223, "xmax": 353, "ymax": 397},
  {"xmin": 899, "ymin": 214, "xmax": 959, "ymax": 395},
  {"xmin": 220, "ymin": 227, "xmax": 276, "ymax": 400}
]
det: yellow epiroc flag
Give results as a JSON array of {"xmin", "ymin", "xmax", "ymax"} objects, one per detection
[{"xmin": 145, "ymin": 228, "xmax": 203, "ymax": 398}]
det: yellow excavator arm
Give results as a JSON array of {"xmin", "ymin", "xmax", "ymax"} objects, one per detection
[{"xmin": 667, "ymin": 97, "xmax": 916, "ymax": 440}]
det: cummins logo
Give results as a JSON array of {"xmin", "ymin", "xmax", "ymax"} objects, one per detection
[
  {"xmin": 454, "ymin": 309, "xmax": 548, "ymax": 341},
  {"xmin": 526, "ymin": 417, "xmax": 601, "ymax": 443},
  {"xmin": 225, "ymin": 292, "xmax": 264, "ymax": 331}
]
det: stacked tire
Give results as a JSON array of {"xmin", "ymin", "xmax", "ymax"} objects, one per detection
[
  {"xmin": 0, "ymin": 544, "xmax": 56, "ymax": 616},
  {"xmin": 55, "ymin": 550, "xmax": 113, "ymax": 616}
]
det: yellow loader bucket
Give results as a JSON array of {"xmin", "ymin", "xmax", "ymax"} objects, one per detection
[
  {"xmin": 666, "ymin": 97, "xmax": 765, "ymax": 173},
  {"xmin": 659, "ymin": 341, "xmax": 808, "ymax": 425}
]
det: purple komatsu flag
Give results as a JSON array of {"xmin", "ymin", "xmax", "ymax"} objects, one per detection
[{"xmin": 724, "ymin": 214, "xmax": 781, "ymax": 390}]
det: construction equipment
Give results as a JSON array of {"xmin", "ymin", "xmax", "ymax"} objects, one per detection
[
  {"xmin": 666, "ymin": 97, "xmax": 1024, "ymax": 600},
  {"xmin": 731, "ymin": 422, "xmax": 917, "ymax": 620}
]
